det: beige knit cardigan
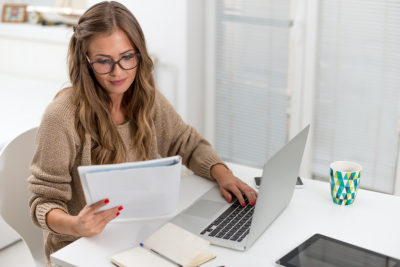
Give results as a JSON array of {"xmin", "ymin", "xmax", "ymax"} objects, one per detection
[{"xmin": 28, "ymin": 88, "xmax": 224, "ymax": 265}]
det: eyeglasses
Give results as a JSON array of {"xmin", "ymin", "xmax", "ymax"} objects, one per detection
[{"xmin": 86, "ymin": 53, "xmax": 140, "ymax": 75}]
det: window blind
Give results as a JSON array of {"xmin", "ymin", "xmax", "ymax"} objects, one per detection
[
  {"xmin": 312, "ymin": 0, "xmax": 400, "ymax": 193},
  {"xmin": 214, "ymin": 0, "xmax": 291, "ymax": 167}
]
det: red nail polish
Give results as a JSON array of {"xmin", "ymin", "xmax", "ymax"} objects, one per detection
[
  {"xmin": 242, "ymin": 202, "xmax": 245, "ymax": 207},
  {"xmin": 118, "ymin": 206, "xmax": 123, "ymax": 211},
  {"xmin": 251, "ymin": 201, "xmax": 255, "ymax": 206},
  {"xmin": 116, "ymin": 212, "xmax": 120, "ymax": 216},
  {"xmin": 104, "ymin": 198, "xmax": 109, "ymax": 204}
]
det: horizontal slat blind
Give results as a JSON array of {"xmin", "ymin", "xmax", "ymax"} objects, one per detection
[
  {"xmin": 214, "ymin": 0, "xmax": 291, "ymax": 167},
  {"xmin": 312, "ymin": 0, "xmax": 400, "ymax": 193}
]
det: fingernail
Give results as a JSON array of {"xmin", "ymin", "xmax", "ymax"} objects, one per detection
[
  {"xmin": 242, "ymin": 202, "xmax": 245, "ymax": 207},
  {"xmin": 118, "ymin": 206, "xmax": 123, "ymax": 211},
  {"xmin": 104, "ymin": 198, "xmax": 109, "ymax": 204},
  {"xmin": 116, "ymin": 212, "xmax": 120, "ymax": 216},
  {"xmin": 251, "ymin": 201, "xmax": 255, "ymax": 206}
]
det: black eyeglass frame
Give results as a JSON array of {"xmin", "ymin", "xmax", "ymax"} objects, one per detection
[{"xmin": 86, "ymin": 53, "xmax": 141, "ymax": 75}]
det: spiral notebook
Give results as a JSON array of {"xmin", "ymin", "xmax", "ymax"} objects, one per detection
[{"xmin": 111, "ymin": 223, "xmax": 216, "ymax": 267}]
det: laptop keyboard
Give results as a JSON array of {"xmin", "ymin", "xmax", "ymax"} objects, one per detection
[{"xmin": 200, "ymin": 197, "xmax": 255, "ymax": 242}]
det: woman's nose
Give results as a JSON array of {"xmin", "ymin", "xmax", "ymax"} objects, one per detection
[{"xmin": 110, "ymin": 63, "xmax": 124, "ymax": 76}]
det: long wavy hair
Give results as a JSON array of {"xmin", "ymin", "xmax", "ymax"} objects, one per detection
[{"xmin": 68, "ymin": 1, "xmax": 155, "ymax": 164}]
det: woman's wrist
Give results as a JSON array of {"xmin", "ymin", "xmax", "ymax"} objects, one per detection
[
  {"xmin": 47, "ymin": 209, "xmax": 78, "ymax": 236},
  {"xmin": 67, "ymin": 215, "xmax": 79, "ymax": 237},
  {"xmin": 210, "ymin": 163, "xmax": 232, "ymax": 182}
]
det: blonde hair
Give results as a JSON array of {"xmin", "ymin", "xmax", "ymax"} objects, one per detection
[{"xmin": 68, "ymin": 1, "xmax": 155, "ymax": 164}]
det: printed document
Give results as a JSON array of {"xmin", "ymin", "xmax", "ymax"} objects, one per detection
[{"xmin": 78, "ymin": 156, "xmax": 182, "ymax": 220}]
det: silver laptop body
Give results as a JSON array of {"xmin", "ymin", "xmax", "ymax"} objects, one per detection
[{"xmin": 170, "ymin": 125, "xmax": 310, "ymax": 251}]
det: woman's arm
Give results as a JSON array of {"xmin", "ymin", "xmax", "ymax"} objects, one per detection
[
  {"xmin": 28, "ymin": 99, "xmax": 78, "ymax": 234},
  {"xmin": 153, "ymin": 90, "xmax": 257, "ymax": 205},
  {"xmin": 46, "ymin": 209, "xmax": 76, "ymax": 236},
  {"xmin": 28, "ymin": 93, "xmax": 120, "ymax": 236},
  {"xmin": 153, "ymin": 90, "xmax": 223, "ymax": 178}
]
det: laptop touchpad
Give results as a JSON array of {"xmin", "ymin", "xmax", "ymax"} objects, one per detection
[{"xmin": 184, "ymin": 199, "xmax": 226, "ymax": 219}]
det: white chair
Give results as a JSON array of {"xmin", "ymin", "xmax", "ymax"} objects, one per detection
[{"xmin": 0, "ymin": 127, "xmax": 45, "ymax": 266}]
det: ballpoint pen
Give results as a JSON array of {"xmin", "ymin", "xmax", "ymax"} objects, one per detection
[{"xmin": 139, "ymin": 242, "xmax": 183, "ymax": 267}]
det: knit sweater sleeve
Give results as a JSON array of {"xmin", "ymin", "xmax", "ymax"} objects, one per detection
[
  {"xmin": 153, "ymin": 90, "xmax": 226, "ymax": 179},
  {"xmin": 28, "ymin": 93, "xmax": 79, "ymax": 233}
]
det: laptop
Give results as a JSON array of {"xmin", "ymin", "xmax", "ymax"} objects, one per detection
[{"xmin": 170, "ymin": 125, "xmax": 310, "ymax": 251}]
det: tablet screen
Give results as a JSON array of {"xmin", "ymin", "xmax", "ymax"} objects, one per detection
[{"xmin": 277, "ymin": 234, "xmax": 400, "ymax": 267}]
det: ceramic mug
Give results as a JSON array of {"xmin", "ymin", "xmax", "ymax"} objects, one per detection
[{"xmin": 330, "ymin": 161, "xmax": 362, "ymax": 205}]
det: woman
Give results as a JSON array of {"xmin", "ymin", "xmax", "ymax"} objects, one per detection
[{"xmin": 28, "ymin": 1, "xmax": 257, "ymax": 265}]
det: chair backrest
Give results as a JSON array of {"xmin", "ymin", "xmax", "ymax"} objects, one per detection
[{"xmin": 0, "ymin": 127, "xmax": 45, "ymax": 266}]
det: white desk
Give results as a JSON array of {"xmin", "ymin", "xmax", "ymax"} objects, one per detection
[{"xmin": 51, "ymin": 163, "xmax": 400, "ymax": 267}]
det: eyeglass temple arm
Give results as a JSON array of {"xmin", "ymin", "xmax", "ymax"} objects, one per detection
[{"xmin": 86, "ymin": 55, "xmax": 92, "ymax": 64}]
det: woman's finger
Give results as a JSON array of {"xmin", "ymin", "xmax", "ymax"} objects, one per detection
[
  {"xmin": 240, "ymin": 184, "xmax": 257, "ymax": 206},
  {"xmin": 220, "ymin": 187, "xmax": 232, "ymax": 202},
  {"xmin": 96, "ymin": 205, "xmax": 122, "ymax": 221},
  {"xmin": 100, "ymin": 208, "xmax": 121, "ymax": 225},
  {"xmin": 78, "ymin": 205, "xmax": 90, "ymax": 216},
  {"xmin": 228, "ymin": 184, "xmax": 246, "ymax": 206},
  {"xmin": 82, "ymin": 206, "xmax": 120, "ymax": 236},
  {"xmin": 89, "ymin": 198, "xmax": 110, "ymax": 213},
  {"xmin": 96, "ymin": 211, "xmax": 120, "ymax": 235}
]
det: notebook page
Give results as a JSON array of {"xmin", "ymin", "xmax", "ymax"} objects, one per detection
[
  {"xmin": 111, "ymin": 246, "xmax": 176, "ymax": 267},
  {"xmin": 191, "ymin": 249, "xmax": 216, "ymax": 266},
  {"xmin": 144, "ymin": 223, "xmax": 210, "ymax": 267}
]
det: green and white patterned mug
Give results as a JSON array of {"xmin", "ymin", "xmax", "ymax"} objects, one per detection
[{"xmin": 330, "ymin": 161, "xmax": 362, "ymax": 205}]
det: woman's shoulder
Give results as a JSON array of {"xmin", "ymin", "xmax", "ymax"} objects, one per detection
[
  {"xmin": 41, "ymin": 87, "xmax": 77, "ymax": 127},
  {"xmin": 152, "ymin": 88, "xmax": 183, "ymax": 124},
  {"xmin": 152, "ymin": 88, "xmax": 173, "ymax": 112},
  {"xmin": 36, "ymin": 87, "xmax": 81, "ymax": 156}
]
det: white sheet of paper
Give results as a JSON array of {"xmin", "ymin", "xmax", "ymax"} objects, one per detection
[{"xmin": 79, "ymin": 156, "xmax": 181, "ymax": 219}]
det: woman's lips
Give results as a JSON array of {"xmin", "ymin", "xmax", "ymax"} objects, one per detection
[{"xmin": 110, "ymin": 78, "xmax": 127, "ymax": 85}]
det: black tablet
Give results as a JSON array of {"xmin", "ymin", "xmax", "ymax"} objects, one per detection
[{"xmin": 276, "ymin": 234, "xmax": 400, "ymax": 267}]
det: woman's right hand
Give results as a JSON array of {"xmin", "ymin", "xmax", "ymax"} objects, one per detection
[{"xmin": 71, "ymin": 199, "xmax": 122, "ymax": 237}]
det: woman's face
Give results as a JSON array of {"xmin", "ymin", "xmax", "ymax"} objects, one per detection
[{"xmin": 87, "ymin": 28, "xmax": 138, "ymax": 99}]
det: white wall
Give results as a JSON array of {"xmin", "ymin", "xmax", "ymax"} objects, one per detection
[
  {"xmin": 186, "ymin": 0, "xmax": 206, "ymax": 136},
  {"xmin": 0, "ymin": 23, "xmax": 71, "ymax": 144}
]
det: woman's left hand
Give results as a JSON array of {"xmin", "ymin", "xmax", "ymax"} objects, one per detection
[{"xmin": 211, "ymin": 164, "xmax": 258, "ymax": 206}]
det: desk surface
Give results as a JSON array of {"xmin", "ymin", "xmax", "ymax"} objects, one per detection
[{"xmin": 51, "ymin": 163, "xmax": 400, "ymax": 267}]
